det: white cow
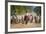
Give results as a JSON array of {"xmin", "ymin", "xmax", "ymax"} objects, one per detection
[
  {"xmin": 17, "ymin": 15, "xmax": 22, "ymax": 23},
  {"xmin": 11, "ymin": 15, "xmax": 17, "ymax": 24},
  {"xmin": 37, "ymin": 16, "xmax": 41, "ymax": 23}
]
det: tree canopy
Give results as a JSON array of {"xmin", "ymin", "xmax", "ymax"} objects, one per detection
[
  {"xmin": 33, "ymin": 6, "xmax": 41, "ymax": 16},
  {"xmin": 11, "ymin": 5, "xmax": 32, "ymax": 16}
]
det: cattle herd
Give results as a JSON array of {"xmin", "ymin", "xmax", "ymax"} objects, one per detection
[{"xmin": 11, "ymin": 14, "xmax": 41, "ymax": 24}]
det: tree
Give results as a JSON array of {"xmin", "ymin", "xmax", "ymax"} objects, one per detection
[
  {"xmin": 11, "ymin": 5, "xmax": 16, "ymax": 16},
  {"xmin": 34, "ymin": 6, "xmax": 41, "ymax": 16},
  {"xmin": 11, "ymin": 5, "xmax": 32, "ymax": 15}
]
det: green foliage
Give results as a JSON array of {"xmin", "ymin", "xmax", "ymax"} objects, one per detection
[
  {"xmin": 11, "ymin": 5, "xmax": 32, "ymax": 15},
  {"xmin": 34, "ymin": 6, "xmax": 41, "ymax": 16},
  {"xmin": 15, "ymin": 6, "xmax": 26, "ymax": 15},
  {"xmin": 11, "ymin": 5, "xmax": 16, "ymax": 16}
]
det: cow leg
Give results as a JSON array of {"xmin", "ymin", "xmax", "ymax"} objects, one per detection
[
  {"xmin": 38, "ymin": 19, "xmax": 40, "ymax": 23},
  {"xmin": 15, "ymin": 19, "xmax": 17, "ymax": 24},
  {"xmin": 30, "ymin": 20, "xmax": 32, "ymax": 23},
  {"xmin": 22, "ymin": 20, "xmax": 24, "ymax": 24},
  {"xmin": 25, "ymin": 21, "xmax": 27, "ymax": 24},
  {"xmin": 25, "ymin": 20, "xmax": 28, "ymax": 24},
  {"xmin": 11, "ymin": 19, "xmax": 13, "ymax": 24}
]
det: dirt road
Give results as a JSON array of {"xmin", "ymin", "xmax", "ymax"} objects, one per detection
[{"xmin": 10, "ymin": 22, "xmax": 41, "ymax": 29}]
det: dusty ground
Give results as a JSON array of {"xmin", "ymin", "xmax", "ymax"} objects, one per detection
[{"xmin": 10, "ymin": 22, "xmax": 41, "ymax": 29}]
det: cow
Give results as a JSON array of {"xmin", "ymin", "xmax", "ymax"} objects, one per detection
[
  {"xmin": 11, "ymin": 15, "xmax": 17, "ymax": 24},
  {"xmin": 34, "ymin": 16, "xmax": 37, "ymax": 23},
  {"xmin": 28, "ymin": 15, "xmax": 33, "ymax": 23},
  {"xmin": 33, "ymin": 16, "xmax": 41, "ymax": 23},
  {"xmin": 37, "ymin": 16, "xmax": 41, "ymax": 23},
  {"xmin": 24, "ymin": 15, "xmax": 29, "ymax": 24},
  {"xmin": 17, "ymin": 15, "xmax": 23, "ymax": 23}
]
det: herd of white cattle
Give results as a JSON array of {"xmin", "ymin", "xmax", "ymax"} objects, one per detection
[{"xmin": 11, "ymin": 14, "xmax": 41, "ymax": 24}]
